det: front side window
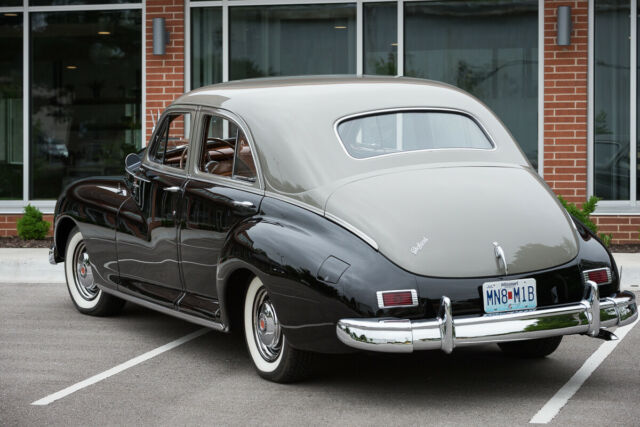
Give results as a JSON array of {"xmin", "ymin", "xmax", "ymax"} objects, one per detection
[
  {"xmin": 199, "ymin": 114, "xmax": 257, "ymax": 183},
  {"xmin": 150, "ymin": 112, "xmax": 191, "ymax": 170},
  {"xmin": 337, "ymin": 111, "xmax": 493, "ymax": 159}
]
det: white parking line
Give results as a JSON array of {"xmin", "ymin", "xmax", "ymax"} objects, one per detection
[
  {"xmin": 529, "ymin": 319, "xmax": 639, "ymax": 424},
  {"xmin": 31, "ymin": 328, "xmax": 209, "ymax": 406}
]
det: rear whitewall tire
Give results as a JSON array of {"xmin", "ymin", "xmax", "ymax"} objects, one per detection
[
  {"xmin": 244, "ymin": 277, "xmax": 284, "ymax": 373},
  {"xmin": 243, "ymin": 276, "xmax": 314, "ymax": 382},
  {"xmin": 64, "ymin": 227, "xmax": 124, "ymax": 316}
]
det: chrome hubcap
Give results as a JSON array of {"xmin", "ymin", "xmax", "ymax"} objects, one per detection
[
  {"xmin": 73, "ymin": 242, "xmax": 97, "ymax": 300},
  {"xmin": 252, "ymin": 288, "xmax": 282, "ymax": 362}
]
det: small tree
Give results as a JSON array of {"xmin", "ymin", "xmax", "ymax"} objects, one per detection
[{"xmin": 17, "ymin": 204, "xmax": 50, "ymax": 240}]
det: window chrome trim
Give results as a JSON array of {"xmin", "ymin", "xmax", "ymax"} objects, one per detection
[
  {"xmin": 142, "ymin": 105, "xmax": 198, "ymax": 178},
  {"xmin": 191, "ymin": 106, "xmax": 264, "ymax": 190},
  {"xmin": 333, "ymin": 107, "xmax": 497, "ymax": 161}
]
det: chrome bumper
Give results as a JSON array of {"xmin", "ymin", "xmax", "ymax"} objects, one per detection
[{"xmin": 336, "ymin": 282, "xmax": 638, "ymax": 354}]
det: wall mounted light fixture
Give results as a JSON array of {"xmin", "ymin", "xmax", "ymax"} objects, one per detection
[
  {"xmin": 557, "ymin": 6, "xmax": 572, "ymax": 46},
  {"xmin": 152, "ymin": 18, "xmax": 170, "ymax": 55}
]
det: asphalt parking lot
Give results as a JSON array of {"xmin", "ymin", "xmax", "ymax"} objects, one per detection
[{"xmin": 1, "ymin": 282, "xmax": 638, "ymax": 426}]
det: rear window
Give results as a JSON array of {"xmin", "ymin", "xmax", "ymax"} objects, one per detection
[{"xmin": 336, "ymin": 111, "xmax": 493, "ymax": 159}]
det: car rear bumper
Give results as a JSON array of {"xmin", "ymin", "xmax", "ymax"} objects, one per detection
[{"xmin": 336, "ymin": 281, "xmax": 638, "ymax": 353}]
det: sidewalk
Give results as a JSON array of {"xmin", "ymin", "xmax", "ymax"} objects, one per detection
[{"xmin": 0, "ymin": 248, "xmax": 638, "ymax": 290}]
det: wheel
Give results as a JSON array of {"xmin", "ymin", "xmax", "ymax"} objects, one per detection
[
  {"xmin": 64, "ymin": 227, "xmax": 125, "ymax": 316},
  {"xmin": 243, "ymin": 276, "xmax": 314, "ymax": 382},
  {"xmin": 498, "ymin": 336, "xmax": 563, "ymax": 358}
]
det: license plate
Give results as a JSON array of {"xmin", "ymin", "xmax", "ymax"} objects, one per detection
[{"xmin": 482, "ymin": 278, "xmax": 537, "ymax": 313}]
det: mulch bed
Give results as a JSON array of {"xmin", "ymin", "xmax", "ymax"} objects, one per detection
[
  {"xmin": 609, "ymin": 244, "xmax": 640, "ymax": 253},
  {"xmin": 0, "ymin": 237, "xmax": 53, "ymax": 248}
]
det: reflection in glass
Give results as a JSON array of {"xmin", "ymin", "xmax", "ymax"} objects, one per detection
[
  {"xmin": 0, "ymin": 13, "xmax": 22, "ymax": 200},
  {"xmin": 404, "ymin": 1, "xmax": 538, "ymax": 168},
  {"xmin": 30, "ymin": 0, "xmax": 133, "ymax": 5},
  {"xmin": 30, "ymin": 10, "xmax": 141, "ymax": 199},
  {"xmin": 594, "ymin": 0, "xmax": 630, "ymax": 200},
  {"xmin": 229, "ymin": 4, "xmax": 356, "ymax": 80},
  {"xmin": 364, "ymin": 2, "xmax": 397, "ymax": 75},
  {"xmin": 191, "ymin": 7, "xmax": 222, "ymax": 89},
  {"xmin": 338, "ymin": 112, "xmax": 492, "ymax": 159}
]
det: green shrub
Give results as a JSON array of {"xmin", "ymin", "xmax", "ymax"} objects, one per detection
[
  {"xmin": 16, "ymin": 204, "xmax": 50, "ymax": 240},
  {"xmin": 557, "ymin": 195, "xmax": 599, "ymax": 234},
  {"xmin": 599, "ymin": 233, "xmax": 613, "ymax": 247}
]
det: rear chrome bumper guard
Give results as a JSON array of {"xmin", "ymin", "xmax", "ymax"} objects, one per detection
[{"xmin": 336, "ymin": 281, "xmax": 638, "ymax": 354}]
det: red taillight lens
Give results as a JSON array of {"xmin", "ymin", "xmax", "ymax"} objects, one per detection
[
  {"xmin": 377, "ymin": 290, "xmax": 417, "ymax": 308},
  {"xmin": 583, "ymin": 267, "xmax": 612, "ymax": 285}
]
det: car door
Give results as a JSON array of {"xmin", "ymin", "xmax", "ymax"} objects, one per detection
[
  {"xmin": 116, "ymin": 108, "xmax": 194, "ymax": 306},
  {"xmin": 179, "ymin": 110, "xmax": 263, "ymax": 312}
]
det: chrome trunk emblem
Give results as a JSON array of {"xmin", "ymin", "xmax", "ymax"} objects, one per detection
[{"xmin": 493, "ymin": 242, "xmax": 508, "ymax": 276}]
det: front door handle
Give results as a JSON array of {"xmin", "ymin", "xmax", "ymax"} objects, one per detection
[
  {"xmin": 232, "ymin": 200, "xmax": 255, "ymax": 209},
  {"xmin": 164, "ymin": 186, "xmax": 181, "ymax": 193}
]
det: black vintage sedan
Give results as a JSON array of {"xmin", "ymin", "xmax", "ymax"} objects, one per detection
[{"xmin": 50, "ymin": 76, "xmax": 637, "ymax": 382}]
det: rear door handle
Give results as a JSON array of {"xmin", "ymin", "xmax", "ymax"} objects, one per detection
[
  {"xmin": 164, "ymin": 186, "xmax": 181, "ymax": 193},
  {"xmin": 232, "ymin": 200, "xmax": 255, "ymax": 208}
]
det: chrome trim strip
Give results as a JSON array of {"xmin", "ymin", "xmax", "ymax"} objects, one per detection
[
  {"xmin": 376, "ymin": 289, "xmax": 418, "ymax": 309},
  {"xmin": 333, "ymin": 107, "xmax": 498, "ymax": 162},
  {"xmin": 264, "ymin": 192, "xmax": 325, "ymax": 217},
  {"xmin": 336, "ymin": 287, "xmax": 637, "ymax": 354},
  {"xmin": 100, "ymin": 286, "xmax": 227, "ymax": 332},
  {"xmin": 324, "ymin": 212, "xmax": 379, "ymax": 250},
  {"xmin": 582, "ymin": 267, "xmax": 613, "ymax": 286}
]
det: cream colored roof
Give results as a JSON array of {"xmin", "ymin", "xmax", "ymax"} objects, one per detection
[{"xmin": 174, "ymin": 76, "xmax": 530, "ymax": 210}]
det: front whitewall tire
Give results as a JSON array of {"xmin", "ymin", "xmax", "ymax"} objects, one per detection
[{"xmin": 65, "ymin": 229, "xmax": 101, "ymax": 310}]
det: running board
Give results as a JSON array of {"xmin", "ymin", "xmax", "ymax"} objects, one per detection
[{"xmin": 100, "ymin": 286, "xmax": 228, "ymax": 332}]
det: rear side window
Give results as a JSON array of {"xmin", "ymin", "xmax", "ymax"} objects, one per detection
[
  {"xmin": 199, "ymin": 114, "xmax": 258, "ymax": 183},
  {"xmin": 337, "ymin": 111, "xmax": 493, "ymax": 159}
]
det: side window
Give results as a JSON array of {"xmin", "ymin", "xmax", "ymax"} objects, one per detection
[
  {"xmin": 150, "ymin": 112, "xmax": 191, "ymax": 170},
  {"xmin": 199, "ymin": 114, "xmax": 257, "ymax": 183}
]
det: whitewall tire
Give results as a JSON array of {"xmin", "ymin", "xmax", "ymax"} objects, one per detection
[
  {"xmin": 243, "ymin": 276, "xmax": 314, "ymax": 382},
  {"xmin": 64, "ymin": 227, "xmax": 124, "ymax": 316}
]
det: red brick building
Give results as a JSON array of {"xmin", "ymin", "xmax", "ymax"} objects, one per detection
[{"xmin": 0, "ymin": 0, "xmax": 638, "ymax": 242}]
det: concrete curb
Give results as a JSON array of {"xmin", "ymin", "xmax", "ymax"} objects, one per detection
[
  {"xmin": 0, "ymin": 248, "xmax": 64, "ymax": 284},
  {"xmin": 0, "ymin": 248, "xmax": 638, "ymax": 290}
]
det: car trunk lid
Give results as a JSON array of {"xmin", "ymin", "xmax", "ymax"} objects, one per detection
[{"xmin": 324, "ymin": 165, "xmax": 579, "ymax": 278}]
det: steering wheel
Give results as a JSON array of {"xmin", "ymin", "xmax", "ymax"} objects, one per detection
[{"xmin": 179, "ymin": 146, "xmax": 189, "ymax": 169}]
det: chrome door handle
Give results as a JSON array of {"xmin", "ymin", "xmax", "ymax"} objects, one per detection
[
  {"xmin": 164, "ymin": 186, "xmax": 181, "ymax": 193},
  {"xmin": 232, "ymin": 200, "xmax": 255, "ymax": 208}
]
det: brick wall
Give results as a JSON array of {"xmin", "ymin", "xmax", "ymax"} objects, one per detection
[
  {"xmin": 593, "ymin": 217, "xmax": 640, "ymax": 245},
  {"xmin": 543, "ymin": 1, "xmax": 588, "ymax": 205},
  {"xmin": 145, "ymin": 0, "xmax": 185, "ymax": 139},
  {"xmin": 0, "ymin": 215, "xmax": 54, "ymax": 237}
]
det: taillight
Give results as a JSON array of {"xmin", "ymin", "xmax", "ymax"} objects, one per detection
[
  {"xmin": 376, "ymin": 289, "xmax": 418, "ymax": 309},
  {"xmin": 583, "ymin": 267, "xmax": 612, "ymax": 285}
]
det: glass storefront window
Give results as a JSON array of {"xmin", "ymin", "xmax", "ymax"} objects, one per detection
[
  {"xmin": 637, "ymin": 3, "xmax": 640, "ymax": 200},
  {"xmin": 404, "ymin": 1, "xmax": 538, "ymax": 168},
  {"xmin": 364, "ymin": 2, "xmax": 397, "ymax": 75},
  {"xmin": 0, "ymin": 13, "xmax": 22, "ymax": 200},
  {"xmin": 229, "ymin": 4, "xmax": 356, "ymax": 80},
  {"xmin": 30, "ymin": 0, "xmax": 133, "ymax": 5},
  {"xmin": 0, "ymin": 1, "xmax": 22, "ymax": 6},
  {"xmin": 30, "ymin": 10, "xmax": 142, "ymax": 199},
  {"xmin": 594, "ymin": 0, "xmax": 630, "ymax": 200},
  {"xmin": 191, "ymin": 7, "xmax": 222, "ymax": 89}
]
